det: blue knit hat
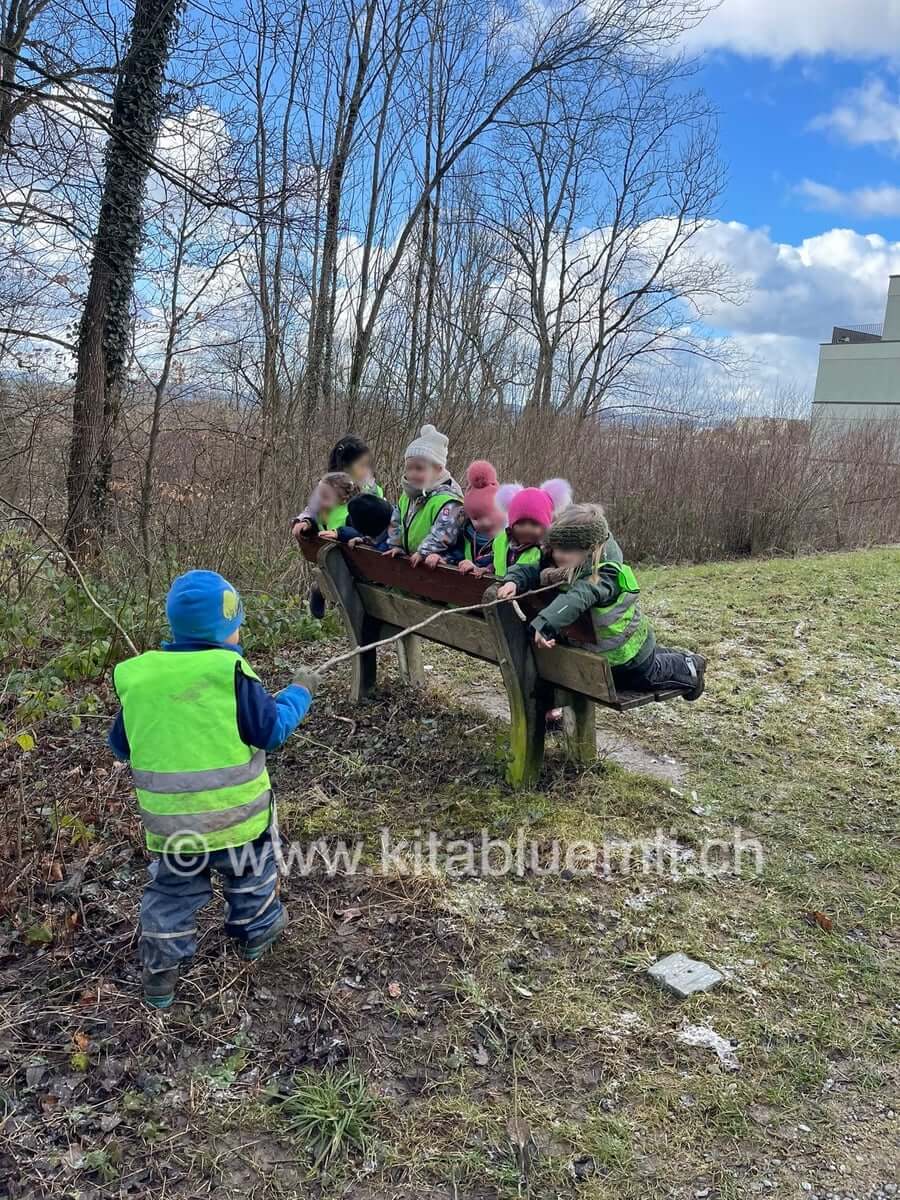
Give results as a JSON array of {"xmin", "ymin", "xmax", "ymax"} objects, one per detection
[{"xmin": 166, "ymin": 570, "xmax": 244, "ymax": 644}]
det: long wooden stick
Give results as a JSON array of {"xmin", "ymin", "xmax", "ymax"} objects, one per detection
[
  {"xmin": 0, "ymin": 493, "xmax": 139, "ymax": 656},
  {"xmin": 316, "ymin": 582, "xmax": 557, "ymax": 673}
]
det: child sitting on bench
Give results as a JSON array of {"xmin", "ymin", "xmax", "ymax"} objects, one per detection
[
  {"xmin": 493, "ymin": 480, "xmax": 572, "ymax": 576},
  {"xmin": 449, "ymin": 460, "xmax": 505, "ymax": 576},
  {"xmin": 291, "ymin": 435, "xmax": 382, "ymax": 618},
  {"xmin": 497, "ymin": 504, "xmax": 706, "ymax": 701},
  {"xmin": 385, "ymin": 423, "xmax": 462, "ymax": 567},
  {"xmin": 320, "ymin": 492, "xmax": 393, "ymax": 551}
]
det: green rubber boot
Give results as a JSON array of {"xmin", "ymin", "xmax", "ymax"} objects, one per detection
[
  {"xmin": 238, "ymin": 908, "xmax": 288, "ymax": 962},
  {"xmin": 142, "ymin": 966, "xmax": 180, "ymax": 1009}
]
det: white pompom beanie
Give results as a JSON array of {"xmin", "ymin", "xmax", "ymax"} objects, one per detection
[{"xmin": 404, "ymin": 423, "xmax": 449, "ymax": 469}]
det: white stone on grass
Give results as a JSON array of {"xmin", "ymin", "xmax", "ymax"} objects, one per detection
[{"xmin": 648, "ymin": 952, "xmax": 723, "ymax": 997}]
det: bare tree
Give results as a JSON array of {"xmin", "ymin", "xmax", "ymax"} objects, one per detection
[{"xmin": 494, "ymin": 55, "xmax": 731, "ymax": 421}]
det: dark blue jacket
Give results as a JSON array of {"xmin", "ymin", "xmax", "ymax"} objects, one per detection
[
  {"xmin": 336, "ymin": 524, "xmax": 390, "ymax": 552},
  {"xmin": 446, "ymin": 521, "xmax": 494, "ymax": 566},
  {"xmin": 108, "ymin": 639, "xmax": 312, "ymax": 761}
]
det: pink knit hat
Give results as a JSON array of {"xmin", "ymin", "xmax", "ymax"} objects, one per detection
[
  {"xmin": 499, "ymin": 478, "xmax": 573, "ymax": 530},
  {"xmin": 507, "ymin": 487, "xmax": 553, "ymax": 528},
  {"xmin": 463, "ymin": 460, "xmax": 500, "ymax": 520}
]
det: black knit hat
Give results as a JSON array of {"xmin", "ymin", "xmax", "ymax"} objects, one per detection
[
  {"xmin": 546, "ymin": 503, "xmax": 610, "ymax": 551},
  {"xmin": 348, "ymin": 493, "xmax": 392, "ymax": 539}
]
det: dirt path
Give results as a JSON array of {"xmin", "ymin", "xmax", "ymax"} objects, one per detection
[{"xmin": 434, "ymin": 671, "xmax": 687, "ymax": 786}]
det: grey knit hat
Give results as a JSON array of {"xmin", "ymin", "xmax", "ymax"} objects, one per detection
[{"xmin": 546, "ymin": 503, "xmax": 610, "ymax": 551}]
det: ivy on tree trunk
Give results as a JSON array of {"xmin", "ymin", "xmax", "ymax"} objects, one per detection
[{"xmin": 65, "ymin": 0, "xmax": 183, "ymax": 561}]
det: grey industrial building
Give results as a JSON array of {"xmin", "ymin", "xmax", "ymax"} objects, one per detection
[{"xmin": 811, "ymin": 275, "xmax": 900, "ymax": 430}]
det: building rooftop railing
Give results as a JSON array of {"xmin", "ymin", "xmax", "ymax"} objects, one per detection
[{"xmin": 831, "ymin": 323, "xmax": 883, "ymax": 344}]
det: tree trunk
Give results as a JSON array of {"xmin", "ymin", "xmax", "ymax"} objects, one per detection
[{"xmin": 65, "ymin": 0, "xmax": 182, "ymax": 561}]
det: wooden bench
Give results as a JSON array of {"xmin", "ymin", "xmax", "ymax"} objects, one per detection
[{"xmin": 298, "ymin": 537, "xmax": 687, "ymax": 787}]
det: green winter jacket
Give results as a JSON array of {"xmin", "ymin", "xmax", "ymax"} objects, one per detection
[{"xmin": 505, "ymin": 553, "xmax": 655, "ymax": 668}]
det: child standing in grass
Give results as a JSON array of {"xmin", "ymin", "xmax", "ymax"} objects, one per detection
[
  {"xmin": 109, "ymin": 570, "xmax": 320, "ymax": 1009},
  {"xmin": 384, "ymin": 423, "xmax": 463, "ymax": 567},
  {"xmin": 497, "ymin": 504, "xmax": 705, "ymax": 699}
]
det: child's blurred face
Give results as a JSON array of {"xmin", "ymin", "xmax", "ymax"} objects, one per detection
[
  {"xmin": 552, "ymin": 547, "xmax": 589, "ymax": 570},
  {"xmin": 472, "ymin": 510, "xmax": 504, "ymax": 536},
  {"xmin": 318, "ymin": 480, "xmax": 339, "ymax": 512},
  {"xmin": 405, "ymin": 456, "xmax": 441, "ymax": 490},
  {"xmin": 511, "ymin": 518, "xmax": 545, "ymax": 546},
  {"xmin": 348, "ymin": 453, "xmax": 372, "ymax": 482}
]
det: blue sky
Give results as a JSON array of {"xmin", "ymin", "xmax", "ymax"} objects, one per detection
[
  {"xmin": 704, "ymin": 55, "xmax": 900, "ymax": 246},
  {"xmin": 670, "ymin": 0, "xmax": 900, "ymax": 398}
]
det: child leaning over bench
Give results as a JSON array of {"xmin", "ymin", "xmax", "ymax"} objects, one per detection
[
  {"xmin": 496, "ymin": 505, "xmax": 706, "ymax": 701},
  {"xmin": 385, "ymin": 423, "xmax": 463, "ymax": 567},
  {"xmin": 319, "ymin": 492, "xmax": 393, "ymax": 552},
  {"xmin": 108, "ymin": 570, "xmax": 321, "ymax": 1010}
]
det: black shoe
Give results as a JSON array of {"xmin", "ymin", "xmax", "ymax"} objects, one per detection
[
  {"xmin": 683, "ymin": 654, "xmax": 706, "ymax": 702},
  {"xmin": 142, "ymin": 966, "xmax": 180, "ymax": 1009},
  {"xmin": 237, "ymin": 908, "xmax": 288, "ymax": 962},
  {"xmin": 309, "ymin": 585, "xmax": 326, "ymax": 620}
]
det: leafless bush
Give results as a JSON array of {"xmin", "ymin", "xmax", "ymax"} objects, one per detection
[{"xmin": 4, "ymin": 376, "xmax": 898, "ymax": 585}]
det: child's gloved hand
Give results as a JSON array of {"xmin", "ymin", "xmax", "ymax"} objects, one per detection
[
  {"xmin": 496, "ymin": 582, "xmax": 517, "ymax": 600},
  {"xmin": 292, "ymin": 519, "xmax": 313, "ymax": 542},
  {"xmin": 292, "ymin": 667, "xmax": 322, "ymax": 696}
]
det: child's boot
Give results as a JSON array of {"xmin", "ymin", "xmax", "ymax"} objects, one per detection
[
  {"xmin": 239, "ymin": 907, "xmax": 288, "ymax": 961},
  {"xmin": 683, "ymin": 654, "xmax": 707, "ymax": 702},
  {"xmin": 142, "ymin": 965, "xmax": 180, "ymax": 1009},
  {"xmin": 309, "ymin": 584, "xmax": 326, "ymax": 620}
]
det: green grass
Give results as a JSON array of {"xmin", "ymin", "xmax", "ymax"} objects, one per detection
[
  {"xmin": 4, "ymin": 547, "xmax": 899, "ymax": 1199},
  {"xmin": 268, "ymin": 1069, "xmax": 378, "ymax": 1169}
]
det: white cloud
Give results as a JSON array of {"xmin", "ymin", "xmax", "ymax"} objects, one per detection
[
  {"xmin": 689, "ymin": 221, "xmax": 900, "ymax": 390},
  {"xmin": 810, "ymin": 78, "xmax": 900, "ymax": 149},
  {"xmin": 795, "ymin": 179, "xmax": 900, "ymax": 217},
  {"xmin": 683, "ymin": 1, "xmax": 900, "ymax": 60}
]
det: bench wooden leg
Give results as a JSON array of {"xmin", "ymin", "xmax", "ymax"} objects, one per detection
[
  {"xmin": 317, "ymin": 543, "xmax": 377, "ymax": 702},
  {"xmin": 396, "ymin": 634, "xmax": 426, "ymax": 687},
  {"xmin": 485, "ymin": 587, "xmax": 546, "ymax": 789},
  {"xmin": 556, "ymin": 688, "xmax": 597, "ymax": 766}
]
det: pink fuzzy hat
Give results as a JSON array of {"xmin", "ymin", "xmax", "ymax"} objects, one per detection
[
  {"xmin": 500, "ymin": 477, "xmax": 573, "ymax": 530},
  {"xmin": 463, "ymin": 459, "xmax": 500, "ymax": 520}
]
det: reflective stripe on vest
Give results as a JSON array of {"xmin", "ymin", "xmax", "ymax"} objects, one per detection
[
  {"xmin": 588, "ymin": 562, "xmax": 650, "ymax": 666},
  {"xmin": 493, "ymin": 531, "xmax": 540, "ymax": 577},
  {"xmin": 140, "ymin": 789, "xmax": 271, "ymax": 837},
  {"xmin": 131, "ymin": 748, "xmax": 268, "ymax": 794},
  {"xmin": 398, "ymin": 490, "xmax": 457, "ymax": 553},
  {"xmin": 114, "ymin": 649, "xmax": 271, "ymax": 854}
]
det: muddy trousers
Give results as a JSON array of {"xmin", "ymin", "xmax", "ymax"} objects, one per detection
[
  {"xmin": 612, "ymin": 645, "xmax": 701, "ymax": 692},
  {"xmin": 139, "ymin": 830, "xmax": 283, "ymax": 973}
]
